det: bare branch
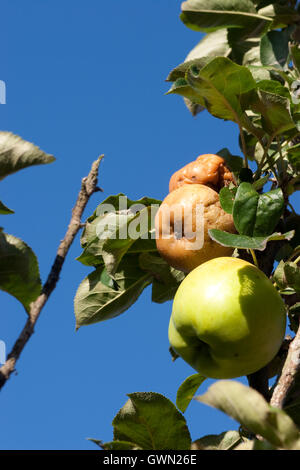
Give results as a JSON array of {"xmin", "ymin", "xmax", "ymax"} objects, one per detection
[
  {"xmin": 0, "ymin": 155, "xmax": 104, "ymax": 390},
  {"xmin": 270, "ymin": 325, "xmax": 300, "ymax": 408}
]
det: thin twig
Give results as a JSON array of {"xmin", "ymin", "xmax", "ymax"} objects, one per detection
[
  {"xmin": 255, "ymin": 138, "xmax": 276, "ymax": 181},
  {"xmin": 0, "ymin": 155, "xmax": 104, "ymax": 390},
  {"xmin": 239, "ymin": 126, "xmax": 248, "ymax": 168},
  {"xmin": 276, "ymin": 137, "xmax": 287, "ymax": 187},
  {"xmin": 270, "ymin": 325, "xmax": 300, "ymax": 408},
  {"xmin": 249, "ymin": 249, "xmax": 259, "ymax": 268},
  {"xmin": 287, "ymin": 202, "xmax": 297, "ymax": 215}
]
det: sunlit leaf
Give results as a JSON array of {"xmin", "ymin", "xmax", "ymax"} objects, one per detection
[
  {"xmin": 0, "ymin": 200, "xmax": 14, "ymax": 215},
  {"xmin": 192, "ymin": 430, "xmax": 242, "ymax": 450},
  {"xmin": 180, "ymin": 0, "xmax": 271, "ymax": 33},
  {"xmin": 209, "ymin": 229, "xmax": 294, "ymax": 250},
  {"xmin": 233, "ymin": 183, "xmax": 284, "ymax": 236},
  {"xmin": 0, "ymin": 131, "xmax": 55, "ymax": 180},
  {"xmin": 139, "ymin": 252, "xmax": 185, "ymax": 303},
  {"xmin": 196, "ymin": 380, "xmax": 300, "ymax": 449},
  {"xmin": 112, "ymin": 392, "xmax": 191, "ymax": 450},
  {"xmin": 0, "ymin": 231, "xmax": 41, "ymax": 312},
  {"xmin": 176, "ymin": 374, "xmax": 206, "ymax": 413},
  {"xmin": 260, "ymin": 30, "xmax": 290, "ymax": 69},
  {"xmin": 74, "ymin": 256, "xmax": 152, "ymax": 327}
]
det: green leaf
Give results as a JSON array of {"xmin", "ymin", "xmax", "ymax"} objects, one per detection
[
  {"xmin": 77, "ymin": 234, "xmax": 157, "ymax": 269},
  {"xmin": 139, "ymin": 252, "xmax": 185, "ymax": 304},
  {"xmin": 228, "ymin": 28, "xmax": 263, "ymax": 68},
  {"xmin": 128, "ymin": 238, "xmax": 157, "ymax": 255},
  {"xmin": 257, "ymin": 79, "xmax": 290, "ymax": 99},
  {"xmin": 77, "ymin": 194, "xmax": 161, "ymax": 271},
  {"xmin": 232, "ymin": 182, "xmax": 259, "ymax": 235},
  {"xmin": 186, "ymin": 29, "xmax": 231, "ymax": 61},
  {"xmin": 251, "ymin": 85, "xmax": 295, "ymax": 137},
  {"xmin": 290, "ymin": 44, "xmax": 300, "ymax": 75},
  {"xmin": 278, "ymin": 287, "xmax": 296, "ymax": 296},
  {"xmin": 112, "ymin": 392, "xmax": 191, "ymax": 450},
  {"xmin": 233, "ymin": 183, "xmax": 284, "ymax": 237},
  {"xmin": 192, "ymin": 430, "xmax": 242, "ymax": 450},
  {"xmin": 184, "ymin": 57, "xmax": 263, "ymax": 139},
  {"xmin": 180, "ymin": 0, "xmax": 271, "ymax": 33},
  {"xmin": 183, "ymin": 98, "xmax": 205, "ymax": 117},
  {"xmin": 196, "ymin": 380, "xmax": 300, "ymax": 449},
  {"xmin": 258, "ymin": 4, "xmax": 300, "ymax": 29},
  {"xmin": 273, "ymin": 260, "xmax": 287, "ymax": 290},
  {"xmin": 74, "ymin": 256, "xmax": 152, "ymax": 327},
  {"xmin": 170, "ymin": 29, "xmax": 232, "ymax": 115},
  {"xmin": 252, "ymin": 174, "xmax": 270, "ymax": 190},
  {"xmin": 208, "ymin": 229, "xmax": 294, "ymax": 251},
  {"xmin": 238, "ymin": 167, "xmax": 253, "ymax": 183},
  {"xmin": 239, "ymin": 131, "xmax": 259, "ymax": 161},
  {"xmin": 260, "ymin": 30, "xmax": 290, "ymax": 69},
  {"xmin": 88, "ymin": 439, "xmax": 139, "ymax": 450},
  {"xmin": 247, "ymin": 64, "xmax": 272, "ymax": 81},
  {"xmin": 0, "ymin": 131, "xmax": 55, "ymax": 180},
  {"xmin": 166, "ymin": 77, "xmax": 206, "ymax": 108},
  {"xmin": 187, "ymin": 57, "xmax": 254, "ymax": 120},
  {"xmin": 284, "ymin": 215, "xmax": 300, "ymax": 249},
  {"xmin": 0, "ymin": 200, "xmax": 14, "ymax": 215},
  {"xmin": 76, "ymin": 243, "xmax": 105, "ymax": 267},
  {"xmin": 254, "ymin": 188, "xmax": 285, "ymax": 236},
  {"xmin": 176, "ymin": 374, "xmax": 206, "ymax": 413},
  {"xmin": 167, "ymin": 57, "xmax": 211, "ymax": 83},
  {"xmin": 284, "ymin": 262, "xmax": 300, "ymax": 293},
  {"xmin": 217, "ymin": 148, "xmax": 244, "ymax": 172},
  {"xmin": 233, "ymin": 439, "xmax": 255, "ymax": 450},
  {"xmin": 286, "ymin": 144, "xmax": 300, "ymax": 173},
  {"xmin": 288, "ymin": 302, "xmax": 300, "ymax": 334},
  {"xmin": 0, "ymin": 231, "xmax": 41, "ymax": 312},
  {"xmin": 87, "ymin": 438, "xmax": 103, "ymax": 448},
  {"xmin": 235, "ymin": 437, "xmax": 276, "ymax": 449},
  {"xmin": 102, "ymin": 206, "xmax": 156, "ymax": 276},
  {"xmin": 252, "ymin": 439, "xmax": 276, "ymax": 450},
  {"xmin": 169, "ymin": 346, "xmax": 180, "ymax": 362},
  {"xmin": 275, "ymin": 243, "xmax": 293, "ymax": 263},
  {"xmin": 81, "ymin": 194, "xmax": 161, "ymax": 244},
  {"xmin": 219, "ymin": 187, "xmax": 237, "ymax": 214}
]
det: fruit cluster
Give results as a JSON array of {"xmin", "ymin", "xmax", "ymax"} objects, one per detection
[{"xmin": 157, "ymin": 154, "xmax": 287, "ymax": 379}]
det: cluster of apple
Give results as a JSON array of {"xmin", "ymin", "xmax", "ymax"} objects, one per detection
[{"xmin": 155, "ymin": 155, "xmax": 286, "ymax": 379}]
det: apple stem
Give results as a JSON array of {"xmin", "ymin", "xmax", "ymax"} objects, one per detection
[{"xmin": 250, "ymin": 249, "xmax": 259, "ymax": 268}]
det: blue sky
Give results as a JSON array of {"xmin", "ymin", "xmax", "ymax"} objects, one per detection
[{"xmin": 0, "ymin": 0, "xmax": 298, "ymax": 450}]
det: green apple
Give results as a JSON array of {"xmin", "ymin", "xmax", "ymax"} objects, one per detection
[{"xmin": 169, "ymin": 257, "xmax": 286, "ymax": 379}]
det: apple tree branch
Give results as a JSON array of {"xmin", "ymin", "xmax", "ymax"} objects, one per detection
[
  {"xmin": 270, "ymin": 324, "xmax": 300, "ymax": 409},
  {"xmin": 0, "ymin": 156, "xmax": 104, "ymax": 390}
]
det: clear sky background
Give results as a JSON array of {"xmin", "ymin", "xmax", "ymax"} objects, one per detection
[{"xmin": 0, "ymin": 0, "xmax": 298, "ymax": 450}]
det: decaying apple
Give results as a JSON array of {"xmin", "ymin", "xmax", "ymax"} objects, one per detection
[
  {"xmin": 169, "ymin": 154, "xmax": 235, "ymax": 193},
  {"xmin": 155, "ymin": 184, "xmax": 235, "ymax": 272}
]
